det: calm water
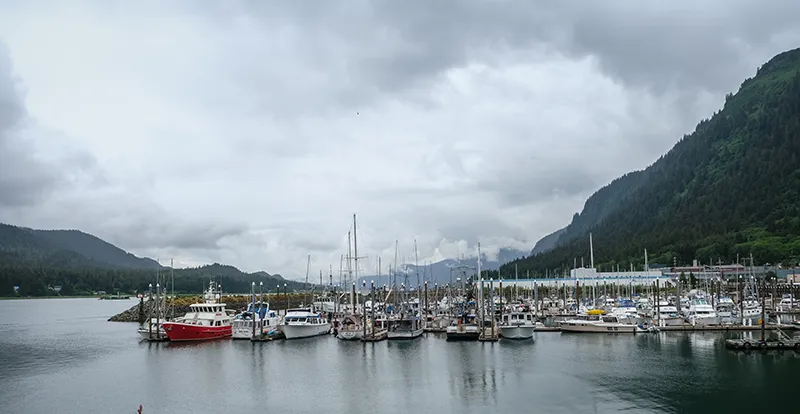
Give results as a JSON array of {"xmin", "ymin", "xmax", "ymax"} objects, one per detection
[{"xmin": 1, "ymin": 299, "xmax": 798, "ymax": 414}]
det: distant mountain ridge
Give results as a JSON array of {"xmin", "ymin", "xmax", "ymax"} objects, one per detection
[
  {"xmin": 356, "ymin": 247, "xmax": 527, "ymax": 286},
  {"xmin": 506, "ymin": 47, "xmax": 800, "ymax": 274},
  {"xmin": 530, "ymin": 227, "xmax": 566, "ymax": 255},
  {"xmin": 0, "ymin": 223, "xmax": 161, "ymax": 269},
  {"xmin": 0, "ymin": 223, "xmax": 295, "ymax": 293}
]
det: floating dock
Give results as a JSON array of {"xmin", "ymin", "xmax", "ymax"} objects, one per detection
[
  {"xmin": 362, "ymin": 330, "xmax": 388, "ymax": 342},
  {"xmin": 725, "ymin": 328, "xmax": 800, "ymax": 351},
  {"xmin": 250, "ymin": 331, "xmax": 285, "ymax": 342},
  {"xmin": 478, "ymin": 327, "xmax": 499, "ymax": 342}
]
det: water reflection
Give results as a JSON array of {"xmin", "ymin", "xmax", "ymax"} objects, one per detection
[{"xmin": 4, "ymin": 299, "xmax": 800, "ymax": 414}]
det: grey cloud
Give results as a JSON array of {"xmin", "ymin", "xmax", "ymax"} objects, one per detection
[
  {"xmin": 116, "ymin": 222, "xmax": 248, "ymax": 251},
  {"xmin": 233, "ymin": 1, "xmax": 800, "ymax": 101},
  {"xmin": 0, "ymin": 43, "xmax": 59, "ymax": 207},
  {"xmin": 475, "ymin": 166, "xmax": 598, "ymax": 205}
]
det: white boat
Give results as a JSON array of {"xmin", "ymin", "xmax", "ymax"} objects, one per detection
[
  {"xmin": 653, "ymin": 300, "xmax": 684, "ymax": 327},
  {"xmin": 312, "ymin": 295, "xmax": 337, "ymax": 313},
  {"xmin": 560, "ymin": 314, "xmax": 637, "ymax": 333},
  {"xmin": 715, "ymin": 296, "xmax": 736, "ymax": 324},
  {"xmin": 777, "ymin": 294, "xmax": 798, "ymax": 312},
  {"xmin": 282, "ymin": 307, "xmax": 331, "ymax": 339},
  {"xmin": 499, "ymin": 311, "xmax": 536, "ymax": 340},
  {"xmin": 337, "ymin": 314, "xmax": 364, "ymax": 340},
  {"xmin": 387, "ymin": 314, "xmax": 424, "ymax": 339},
  {"xmin": 685, "ymin": 298, "xmax": 719, "ymax": 326},
  {"xmin": 445, "ymin": 313, "xmax": 480, "ymax": 341},
  {"xmin": 232, "ymin": 302, "xmax": 281, "ymax": 339},
  {"xmin": 138, "ymin": 317, "xmax": 167, "ymax": 340}
]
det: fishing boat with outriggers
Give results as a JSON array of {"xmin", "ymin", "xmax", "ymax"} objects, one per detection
[{"xmin": 162, "ymin": 281, "xmax": 233, "ymax": 341}]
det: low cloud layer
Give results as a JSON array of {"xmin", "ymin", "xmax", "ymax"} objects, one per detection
[{"xmin": 1, "ymin": 1, "xmax": 798, "ymax": 279}]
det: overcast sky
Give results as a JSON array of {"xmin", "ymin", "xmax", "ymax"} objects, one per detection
[{"xmin": 1, "ymin": 1, "xmax": 799, "ymax": 279}]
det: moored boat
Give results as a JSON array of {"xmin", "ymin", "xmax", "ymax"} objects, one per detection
[
  {"xmin": 499, "ymin": 311, "xmax": 536, "ymax": 340},
  {"xmin": 446, "ymin": 313, "xmax": 480, "ymax": 341},
  {"xmin": 138, "ymin": 318, "xmax": 168, "ymax": 341},
  {"xmin": 337, "ymin": 314, "xmax": 364, "ymax": 340},
  {"xmin": 232, "ymin": 301, "xmax": 281, "ymax": 339},
  {"xmin": 560, "ymin": 314, "xmax": 637, "ymax": 333},
  {"xmin": 162, "ymin": 281, "xmax": 233, "ymax": 341},
  {"xmin": 282, "ymin": 307, "xmax": 331, "ymax": 339},
  {"xmin": 387, "ymin": 313, "xmax": 424, "ymax": 340}
]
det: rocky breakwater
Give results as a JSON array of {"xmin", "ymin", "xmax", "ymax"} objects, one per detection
[{"xmin": 108, "ymin": 293, "xmax": 311, "ymax": 322}]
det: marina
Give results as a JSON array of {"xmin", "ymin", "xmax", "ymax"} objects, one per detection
[{"xmin": 3, "ymin": 297, "xmax": 800, "ymax": 414}]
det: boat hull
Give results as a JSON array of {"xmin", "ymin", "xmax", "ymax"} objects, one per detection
[
  {"xmin": 387, "ymin": 328, "xmax": 424, "ymax": 340},
  {"xmin": 138, "ymin": 328, "xmax": 168, "ymax": 341},
  {"xmin": 657, "ymin": 317, "xmax": 685, "ymax": 327},
  {"xmin": 162, "ymin": 322, "xmax": 232, "ymax": 341},
  {"xmin": 686, "ymin": 316, "xmax": 720, "ymax": 326},
  {"xmin": 282, "ymin": 323, "xmax": 331, "ymax": 339},
  {"xmin": 232, "ymin": 320, "xmax": 281, "ymax": 339},
  {"xmin": 337, "ymin": 329, "xmax": 363, "ymax": 340},
  {"xmin": 446, "ymin": 325, "xmax": 480, "ymax": 341},
  {"xmin": 560, "ymin": 321, "xmax": 636, "ymax": 333},
  {"xmin": 499, "ymin": 325, "xmax": 535, "ymax": 340}
]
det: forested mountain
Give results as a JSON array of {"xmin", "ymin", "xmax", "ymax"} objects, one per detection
[
  {"xmin": 0, "ymin": 223, "xmax": 161, "ymax": 269},
  {"xmin": 530, "ymin": 227, "xmax": 565, "ymax": 255},
  {"xmin": 0, "ymin": 223, "xmax": 303, "ymax": 296},
  {"xmin": 506, "ymin": 47, "xmax": 800, "ymax": 276}
]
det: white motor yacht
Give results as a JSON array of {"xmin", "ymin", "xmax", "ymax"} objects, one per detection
[
  {"xmin": 282, "ymin": 307, "xmax": 331, "ymax": 339},
  {"xmin": 685, "ymin": 298, "xmax": 719, "ymax": 326},
  {"xmin": 560, "ymin": 314, "xmax": 637, "ymax": 333}
]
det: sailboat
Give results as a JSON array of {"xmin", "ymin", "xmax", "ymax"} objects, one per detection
[
  {"xmin": 387, "ymin": 240, "xmax": 424, "ymax": 340},
  {"xmin": 138, "ymin": 261, "xmax": 172, "ymax": 341},
  {"xmin": 446, "ymin": 252, "xmax": 480, "ymax": 341}
]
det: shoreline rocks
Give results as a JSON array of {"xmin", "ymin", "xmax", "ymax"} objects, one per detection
[{"xmin": 107, "ymin": 293, "xmax": 312, "ymax": 322}]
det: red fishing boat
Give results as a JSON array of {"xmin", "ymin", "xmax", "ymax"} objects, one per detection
[{"xmin": 162, "ymin": 281, "xmax": 233, "ymax": 341}]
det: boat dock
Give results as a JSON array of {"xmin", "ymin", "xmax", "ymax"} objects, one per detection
[
  {"xmin": 250, "ymin": 331, "xmax": 286, "ymax": 342},
  {"xmin": 478, "ymin": 327, "xmax": 499, "ymax": 342},
  {"xmin": 725, "ymin": 328, "xmax": 800, "ymax": 351},
  {"xmin": 362, "ymin": 330, "xmax": 388, "ymax": 342}
]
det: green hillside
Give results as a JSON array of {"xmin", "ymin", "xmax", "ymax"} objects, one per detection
[
  {"xmin": 0, "ymin": 223, "xmax": 161, "ymax": 269},
  {"xmin": 506, "ymin": 47, "xmax": 800, "ymax": 275},
  {"xmin": 0, "ymin": 223, "xmax": 305, "ymax": 297}
]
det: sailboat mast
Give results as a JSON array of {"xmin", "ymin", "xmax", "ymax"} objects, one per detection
[
  {"xmin": 347, "ymin": 231, "xmax": 353, "ymax": 311},
  {"xmin": 170, "ymin": 258, "xmax": 175, "ymax": 320},
  {"xmin": 477, "ymin": 242, "xmax": 483, "ymax": 326},
  {"xmin": 304, "ymin": 255, "xmax": 311, "ymax": 307},
  {"xmin": 393, "ymin": 240, "xmax": 399, "ymax": 295},
  {"xmin": 353, "ymin": 214, "xmax": 359, "ymax": 312},
  {"xmin": 414, "ymin": 239, "xmax": 420, "ymax": 289}
]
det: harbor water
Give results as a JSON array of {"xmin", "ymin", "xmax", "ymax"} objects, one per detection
[{"xmin": 1, "ymin": 299, "xmax": 798, "ymax": 414}]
